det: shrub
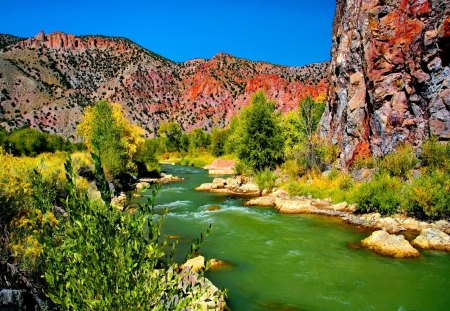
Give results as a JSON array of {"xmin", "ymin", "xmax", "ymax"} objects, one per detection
[
  {"xmin": 210, "ymin": 128, "xmax": 228, "ymax": 157},
  {"xmin": 403, "ymin": 170, "xmax": 450, "ymax": 220},
  {"xmin": 284, "ymin": 171, "xmax": 359, "ymax": 203},
  {"xmin": 254, "ymin": 169, "xmax": 278, "ymax": 191},
  {"xmin": 378, "ymin": 144, "xmax": 418, "ymax": 179},
  {"xmin": 234, "ymin": 161, "xmax": 249, "ymax": 176},
  {"xmin": 354, "ymin": 174, "xmax": 403, "ymax": 215},
  {"xmin": 45, "ymin": 156, "xmax": 216, "ymax": 310},
  {"xmin": 421, "ymin": 137, "xmax": 450, "ymax": 172}
]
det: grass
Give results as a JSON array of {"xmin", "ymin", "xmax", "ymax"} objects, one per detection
[{"xmin": 158, "ymin": 150, "xmax": 237, "ymax": 169}]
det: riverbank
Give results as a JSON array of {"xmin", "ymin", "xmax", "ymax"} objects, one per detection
[
  {"xmin": 153, "ymin": 164, "xmax": 450, "ymax": 310},
  {"xmin": 195, "ymin": 175, "xmax": 450, "ymax": 257}
]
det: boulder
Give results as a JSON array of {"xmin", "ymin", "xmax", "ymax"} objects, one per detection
[
  {"xmin": 412, "ymin": 228, "xmax": 450, "ymax": 251},
  {"xmin": 208, "ymin": 258, "xmax": 230, "ymax": 270},
  {"xmin": 195, "ymin": 183, "xmax": 214, "ymax": 191},
  {"xmin": 212, "ymin": 178, "xmax": 226, "ymax": 188},
  {"xmin": 207, "ymin": 205, "xmax": 221, "ymax": 211},
  {"xmin": 245, "ymin": 196, "xmax": 275, "ymax": 207},
  {"xmin": 275, "ymin": 198, "xmax": 313, "ymax": 214},
  {"xmin": 0, "ymin": 289, "xmax": 25, "ymax": 309},
  {"xmin": 361, "ymin": 230, "xmax": 420, "ymax": 258},
  {"xmin": 238, "ymin": 182, "xmax": 260, "ymax": 194},
  {"xmin": 182, "ymin": 255, "xmax": 205, "ymax": 272},
  {"xmin": 271, "ymin": 188, "xmax": 289, "ymax": 199}
]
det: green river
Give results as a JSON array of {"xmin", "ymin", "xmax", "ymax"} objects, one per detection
[{"xmin": 149, "ymin": 165, "xmax": 450, "ymax": 311}]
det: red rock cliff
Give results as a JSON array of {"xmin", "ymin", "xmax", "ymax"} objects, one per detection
[{"xmin": 321, "ymin": 0, "xmax": 450, "ymax": 166}]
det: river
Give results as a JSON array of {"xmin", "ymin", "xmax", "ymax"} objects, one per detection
[{"xmin": 148, "ymin": 164, "xmax": 450, "ymax": 311}]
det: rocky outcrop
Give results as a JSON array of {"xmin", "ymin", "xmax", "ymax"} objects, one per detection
[
  {"xmin": 0, "ymin": 31, "xmax": 328, "ymax": 139},
  {"xmin": 361, "ymin": 230, "xmax": 420, "ymax": 258},
  {"xmin": 321, "ymin": 0, "xmax": 450, "ymax": 166},
  {"xmin": 182, "ymin": 255, "xmax": 206, "ymax": 273},
  {"xmin": 412, "ymin": 228, "xmax": 450, "ymax": 251},
  {"xmin": 204, "ymin": 159, "xmax": 235, "ymax": 175},
  {"xmin": 196, "ymin": 176, "xmax": 260, "ymax": 195},
  {"xmin": 244, "ymin": 189, "xmax": 450, "ymax": 235}
]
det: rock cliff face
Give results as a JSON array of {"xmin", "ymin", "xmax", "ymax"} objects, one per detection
[
  {"xmin": 0, "ymin": 32, "xmax": 328, "ymax": 139},
  {"xmin": 321, "ymin": 0, "xmax": 450, "ymax": 166}
]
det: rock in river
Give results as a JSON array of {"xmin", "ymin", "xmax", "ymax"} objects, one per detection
[
  {"xmin": 412, "ymin": 228, "xmax": 450, "ymax": 252},
  {"xmin": 361, "ymin": 230, "xmax": 420, "ymax": 258}
]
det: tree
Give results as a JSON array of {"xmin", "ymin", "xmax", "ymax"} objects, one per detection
[
  {"xmin": 77, "ymin": 100, "xmax": 144, "ymax": 179},
  {"xmin": 210, "ymin": 128, "xmax": 229, "ymax": 157},
  {"xmin": 236, "ymin": 91, "xmax": 284, "ymax": 171},
  {"xmin": 188, "ymin": 128, "xmax": 211, "ymax": 150},
  {"xmin": 157, "ymin": 122, "xmax": 182, "ymax": 152}
]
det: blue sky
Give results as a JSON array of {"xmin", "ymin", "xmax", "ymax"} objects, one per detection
[{"xmin": 1, "ymin": 0, "xmax": 336, "ymax": 66}]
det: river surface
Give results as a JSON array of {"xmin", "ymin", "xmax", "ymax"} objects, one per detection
[{"xmin": 148, "ymin": 165, "xmax": 450, "ymax": 311}]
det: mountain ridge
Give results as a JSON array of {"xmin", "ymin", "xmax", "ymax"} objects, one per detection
[{"xmin": 0, "ymin": 31, "xmax": 328, "ymax": 139}]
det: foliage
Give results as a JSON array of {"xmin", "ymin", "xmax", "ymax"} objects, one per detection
[
  {"xmin": 254, "ymin": 169, "xmax": 278, "ymax": 191},
  {"xmin": 45, "ymin": 156, "xmax": 213, "ymax": 310},
  {"xmin": 188, "ymin": 128, "xmax": 211, "ymax": 150},
  {"xmin": 378, "ymin": 144, "xmax": 418, "ymax": 179},
  {"xmin": 210, "ymin": 128, "xmax": 229, "ymax": 157},
  {"xmin": 6, "ymin": 128, "xmax": 71, "ymax": 156},
  {"xmin": 284, "ymin": 171, "xmax": 360, "ymax": 204},
  {"xmin": 179, "ymin": 150, "xmax": 216, "ymax": 168},
  {"xmin": 135, "ymin": 139, "xmax": 160, "ymax": 175},
  {"xmin": 157, "ymin": 122, "xmax": 183, "ymax": 152},
  {"xmin": 354, "ymin": 174, "xmax": 403, "ymax": 215},
  {"xmin": 77, "ymin": 100, "xmax": 144, "ymax": 179},
  {"xmin": 403, "ymin": 170, "xmax": 450, "ymax": 220},
  {"xmin": 235, "ymin": 91, "xmax": 284, "ymax": 171},
  {"xmin": 282, "ymin": 97, "xmax": 332, "ymax": 174},
  {"xmin": 420, "ymin": 137, "xmax": 450, "ymax": 172},
  {"xmin": 234, "ymin": 161, "xmax": 249, "ymax": 176}
]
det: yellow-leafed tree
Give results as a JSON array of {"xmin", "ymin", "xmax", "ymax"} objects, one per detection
[{"xmin": 77, "ymin": 100, "xmax": 144, "ymax": 179}]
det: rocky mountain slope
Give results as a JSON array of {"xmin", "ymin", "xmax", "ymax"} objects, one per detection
[
  {"xmin": 0, "ymin": 32, "xmax": 328, "ymax": 139},
  {"xmin": 321, "ymin": 0, "xmax": 449, "ymax": 166}
]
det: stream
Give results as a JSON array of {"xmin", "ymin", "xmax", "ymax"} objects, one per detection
[{"xmin": 147, "ymin": 164, "xmax": 450, "ymax": 311}]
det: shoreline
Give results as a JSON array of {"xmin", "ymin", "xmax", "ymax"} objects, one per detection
[{"xmin": 195, "ymin": 175, "xmax": 450, "ymax": 257}]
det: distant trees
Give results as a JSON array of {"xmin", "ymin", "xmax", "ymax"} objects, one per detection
[
  {"xmin": 157, "ymin": 122, "xmax": 183, "ymax": 152},
  {"xmin": 77, "ymin": 100, "xmax": 144, "ymax": 179},
  {"xmin": 1, "ymin": 127, "xmax": 72, "ymax": 156}
]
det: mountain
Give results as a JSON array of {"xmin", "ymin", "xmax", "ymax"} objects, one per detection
[
  {"xmin": 321, "ymin": 0, "xmax": 450, "ymax": 166},
  {"xmin": 0, "ymin": 31, "xmax": 328, "ymax": 139},
  {"xmin": 0, "ymin": 34, "xmax": 23, "ymax": 49}
]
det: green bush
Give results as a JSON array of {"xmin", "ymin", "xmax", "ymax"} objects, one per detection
[
  {"xmin": 254, "ymin": 169, "xmax": 277, "ymax": 191},
  {"xmin": 421, "ymin": 137, "xmax": 450, "ymax": 172},
  {"xmin": 234, "ymin": 161, "xmax": 249, "ymax": 176},
  {"xmin": 5, "ymin": 128, "xmax": 73, "ymax": 156},
  {"xmin": 378, "ymin": 144, "xmax": 418, "ymax": 179},
  {"xmin": 403, "ymin": 170, "xmax": 450, "ymax": 220},
  {"xmin": 354, "ymin": 174, "xmax": 403, "ymax": 215},
  {"xmin": 45, "ymin": 156, "xmax": 215, "ymax": 310}
]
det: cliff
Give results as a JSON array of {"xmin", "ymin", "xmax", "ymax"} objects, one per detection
[
  {"xmin": 0, "ymin": 32, "xmax": 328, "ymax": 139},
  {"xmin": 321, "ymin": 0, "xmax": 449, "ymax": 166}
]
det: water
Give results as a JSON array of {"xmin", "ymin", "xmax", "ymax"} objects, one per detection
[{"xmin": 148, "ymin": 165, "xmax": 450, "ymax": 311}]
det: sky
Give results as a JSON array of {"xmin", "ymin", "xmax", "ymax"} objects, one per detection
[{"xmin": 1, "ymin": 0, "xmax": 336, "ymax": 66}]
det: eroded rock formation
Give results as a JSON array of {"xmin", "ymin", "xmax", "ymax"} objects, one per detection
[{"xmin": 321, "ymin": 0, "xmax": 450, "ymax": 166}]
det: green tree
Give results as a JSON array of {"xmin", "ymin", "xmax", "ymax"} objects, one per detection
[
  {"xmin": 236, "ymin": 91, "xmax": 284, "ymax": 171},
  {"xmin": 7, "ymin": 128, "xmax": 46, "ymax": 156},
  {"xmin": 188, "ymin": 128, "xmax": 211, "ymax": 150},
  {"xmin": 157, "ymin": 122, "xmax": 183, "ymax": 152},
  {"xmin": 210, "ymin": 128, "xmax": 229, "ymax": 157},
  {"xmin": 77, "ymin": 100, "xmax": 144, "ymax": 179}
]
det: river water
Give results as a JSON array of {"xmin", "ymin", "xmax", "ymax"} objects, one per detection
[{"xmin": 149, "ymin": 165, "xmax": 450, "ymax": 311}]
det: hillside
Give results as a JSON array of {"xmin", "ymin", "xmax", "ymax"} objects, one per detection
[{"xmin": 0, "ymin": 31, "xmax": 328, "ymax": 139}]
